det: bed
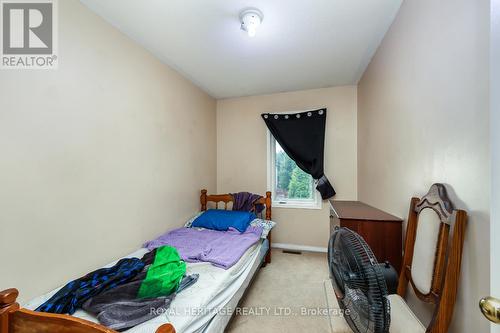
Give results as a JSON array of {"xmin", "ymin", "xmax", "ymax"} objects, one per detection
[{"xmin": 0, "ymin": 189, "xmax": 273, "ymax": 333}]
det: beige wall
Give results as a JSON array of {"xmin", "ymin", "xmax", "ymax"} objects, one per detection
[
  {"xmin": 217, "ymin": 86, "xmax": 358, "ymax": 248},
  {"xmin": 358, "ymin": 0, "xmax": 490, "ymax": 332},
  {"xmin": 0, "ymin": 0, "xmax": 216, "ymax": 302}
]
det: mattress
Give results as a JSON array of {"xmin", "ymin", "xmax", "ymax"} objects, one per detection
[{"xmin": 24, "ymin": 239, "xmax": 267, "ymax": 333}]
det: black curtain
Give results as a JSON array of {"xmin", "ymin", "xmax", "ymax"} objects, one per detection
[{"xmin": 261, "ymin": 108, "xmax": 335, "ymax": 199}]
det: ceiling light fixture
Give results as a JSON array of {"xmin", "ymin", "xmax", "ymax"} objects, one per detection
[{"xmin": 239, "ymin": 8, "xmax": 263, "ymax": 38}]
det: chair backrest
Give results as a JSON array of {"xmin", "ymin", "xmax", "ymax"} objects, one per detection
[{"xmin": 397, "ymin": 183, "xmax": 467, "ymax": 333}]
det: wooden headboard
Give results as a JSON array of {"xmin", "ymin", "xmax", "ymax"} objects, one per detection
[{"xmin": 200, "ymin": 189, "xmax": 272, "ymax": 220}]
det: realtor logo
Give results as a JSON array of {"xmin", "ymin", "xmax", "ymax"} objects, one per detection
[{"xmin": 1, "ymin": 0, "xmax": 58, "ymax": 69}]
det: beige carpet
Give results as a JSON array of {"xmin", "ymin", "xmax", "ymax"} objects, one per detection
[{"xmin": 226, "ymin": 249, "xmax": 352, "ymax": 333}]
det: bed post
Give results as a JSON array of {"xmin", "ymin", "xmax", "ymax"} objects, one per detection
[
  {"xmin": 200, "ymin": 189, "xmax": 207, "ymax": 211},
  {"xmin": 0, "ymin": 288, "xmax": 20, "ymax": 332},
  {"xmin": 265, "ymin": 191, "xmax": 272, "ymax": 220},
  {"xmin": 155, "ymin": 323, "xmax": 176, "ymax": 333}
]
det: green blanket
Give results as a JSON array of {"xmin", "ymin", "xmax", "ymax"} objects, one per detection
[{"xmin": 138, "ymin": 246, "xmax": 186, "ymax": 299}]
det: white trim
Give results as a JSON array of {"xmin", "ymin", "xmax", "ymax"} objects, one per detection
[
  {"xmin": 266, "ymin": 130, "xmax": 322, "ymax": 210},
  {"xmin": 272, "ymin": 242, "xmax": 327, "ymax": 253},
  {"xmin": 491, "ymin": 1, "xmax": 500, "ymax": 332},
  {"xmin": 266, "ymin": 130, "xmax": 272, "ymax": 192},
  {"xmin": 272, "ymin": 200, "xmax": 322, "ymax": 210}
]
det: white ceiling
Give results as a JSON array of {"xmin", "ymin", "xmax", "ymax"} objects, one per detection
[{"xmin": 80, "ymin": 0, "xmax": 402, "ymax": 99}]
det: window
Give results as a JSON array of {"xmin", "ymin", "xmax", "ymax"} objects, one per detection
[{"xmin": 267, "ymin": 132, "xmax": 321, "ymax": 209}]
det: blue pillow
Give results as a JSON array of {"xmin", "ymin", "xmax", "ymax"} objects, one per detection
[{"xmin": 191, "ymin": 209, "xmax": 256, "ymax": 233}]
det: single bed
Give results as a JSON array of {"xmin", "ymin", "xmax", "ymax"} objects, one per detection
[{"xmin": 0, "ymin": 190, "xmax": 273, "ymax": 333}]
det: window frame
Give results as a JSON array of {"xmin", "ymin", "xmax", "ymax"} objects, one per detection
[{"xmin": 266, "ymin": 130, "xmax": 322, "ymax": 210}]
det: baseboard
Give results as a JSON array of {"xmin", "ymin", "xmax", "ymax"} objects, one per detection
[{"xmin": 272, "ymin": 242, "xmax": 327, "ymax": 253}]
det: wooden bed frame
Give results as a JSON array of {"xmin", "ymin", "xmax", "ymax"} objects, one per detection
[{"xmin": 0, "ymin": 190, "xmax": 273, "ymax": 333}]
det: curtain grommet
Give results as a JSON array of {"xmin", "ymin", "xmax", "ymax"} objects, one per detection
[
  {"xmin": 307, "ymin": 112, "xmax": 312, "ymax": 117},
  {"xmin": 318, "ymin": 110, "xmax": 324, "ymax": 115},
  {"xmin": 285, "ymin": 115, "xmax": 289, "ymax": 119},
  {"xmin": 274, "ymin": 115, "xmax": 279, "ymax": 119},
  {"xmin": 263, "ymin": 114, "xmax": 268, "ymax": 119},
  {"xmin": 296, "ymin": 114, "xmax": 301, "ymax": 118}
]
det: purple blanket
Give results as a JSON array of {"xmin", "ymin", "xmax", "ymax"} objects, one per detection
[
  {"xmin": 143, "ymin": 226, "xmax": 263, "ymax": 269},
  {"xmin": 231, "ymin": 192, "xmax": 264, "ymax": 214}
]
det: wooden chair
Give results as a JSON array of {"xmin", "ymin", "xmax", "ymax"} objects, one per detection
[{"xmin": 389, "ymin": 183, "xmax": 467, "ymax": 333}]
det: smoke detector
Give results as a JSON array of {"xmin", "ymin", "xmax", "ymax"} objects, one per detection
[{"xmin": 239, "ymin": 8, "xmax": 263, "ymax": 38}]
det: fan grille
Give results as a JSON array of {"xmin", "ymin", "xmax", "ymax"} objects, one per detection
[{"xmin": 328, "ymin": 227, "xmax": 391, "ymax": 333}]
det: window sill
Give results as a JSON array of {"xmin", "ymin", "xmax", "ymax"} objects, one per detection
[{"xmin": 272, "ymin": 201, "xmax": 323, "ymax": 210}]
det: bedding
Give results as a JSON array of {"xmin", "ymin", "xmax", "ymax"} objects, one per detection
[
  {"xmin": 191, "ymin": 209, "xmax": 256, "ymax": 232},
  {"xmin": 184, "ymin": 212, "xmax": 203, "ymax": 228},
  {"xmin": 162, "ymin": 241, "xmax": 267, "ymax": 333},
  {"xmin": 82, "ymin": 274, "xmax": 198, "ymax": 331},
  {"xmin": 143, "ymin": 226, "xmax": 263, "ymax": 269},
  {"xmin": 250, "ymin": 218, "xmax": 276, "ymax": 238},
  {"xmin": 36, "ymin": 257, "xmax": 145, "ymax": 315},
  {"xmin": 185, "ymin": 213, "xmax": 276, "ymax": 239},
  {"xmin": 137, "ymin": 246, "xmax": 186, "ymax": 299},
  {"xmin": 36, "ymin": 246, "xmax": 193, "ymax": 330},
  {"xmin": 230, "ymin": 192, "xmax": 264, "ymax": 213},
  {"xmin": 24, "ymin": 241, "xmax": 266, "ymax": 333},
  {"xmin": 193, "ymin": 240, "xmax": 269, "ymax": 333}
]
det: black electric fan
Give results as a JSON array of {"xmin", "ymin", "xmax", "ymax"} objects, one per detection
[{"xmin": 328, "ymin": 227, "xmax": 391, "ymax": 333}]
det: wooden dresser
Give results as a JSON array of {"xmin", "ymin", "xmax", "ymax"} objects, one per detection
[{"xmin": 329, "ymin": 200, "xmax": 403, "ymax": 273}]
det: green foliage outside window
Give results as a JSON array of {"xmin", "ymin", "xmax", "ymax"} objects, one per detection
[
  {"xmin": 275, "ymin": 150, "xmax": 312, "ymax": 199},
  {"xmin": 288, "ymin": 167, "xmax": 312, "ymax": 198}
]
